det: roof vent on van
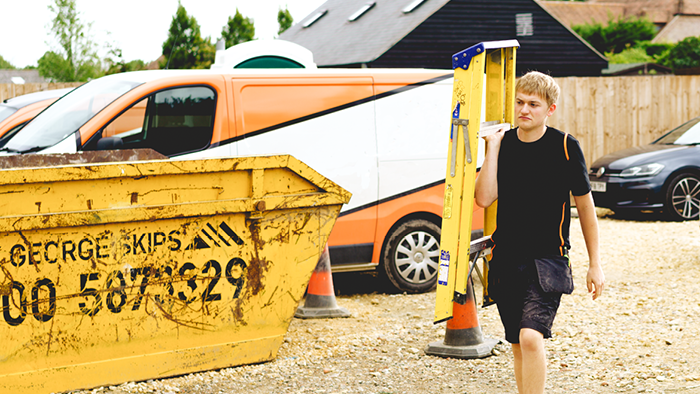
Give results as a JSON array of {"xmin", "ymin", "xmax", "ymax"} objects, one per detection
[
  {"xmin": 348, "ymin": 2, "xmax": 376, "ymax": 22},
  {"xmin": 402, "ymin": 0, "xmax": 428, "ymax": 13},
  {"xmin": 303, "ymin": 10, "xmax": 327, "ymax": 28}
]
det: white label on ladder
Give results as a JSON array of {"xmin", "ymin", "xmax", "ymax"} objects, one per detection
[{"xmin": 438, "ymin": 250, "xmax": 450, "ymax": 286}]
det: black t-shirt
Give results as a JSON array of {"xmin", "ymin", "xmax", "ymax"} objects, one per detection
[{"xmin": 491, "ymin": 127, "xmax": 590, "ymax": 259}]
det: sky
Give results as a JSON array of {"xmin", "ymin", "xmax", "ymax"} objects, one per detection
[{"xmin": 0, "ymin": 0, "xmax": 327, "ymax": 68}]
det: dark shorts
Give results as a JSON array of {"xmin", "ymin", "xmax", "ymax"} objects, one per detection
[{"xmin": 495, "ymin": 260, "xmax": 562, "ymax": 344}]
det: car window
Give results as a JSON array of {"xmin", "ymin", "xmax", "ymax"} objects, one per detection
[
  {"xmin": 655, "ymin": 117, "xmax": 700, "ymax": 145},
  {"xmin": 90, "ymin": 86, "xmax": 216, "ymax": 157}
]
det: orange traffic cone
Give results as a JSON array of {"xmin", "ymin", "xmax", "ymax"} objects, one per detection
[
  {"xmin": 425, "ymin": 277, "xmax": 497, "ymax": 358},
  {"xmin": 295, "ymin": 245, "xmax": 351, "ymax": 319}
]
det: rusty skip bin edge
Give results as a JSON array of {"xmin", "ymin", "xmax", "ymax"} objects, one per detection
[{"xmin": 0, "ymin": 154, "xmax": 350, "ymax": 394}]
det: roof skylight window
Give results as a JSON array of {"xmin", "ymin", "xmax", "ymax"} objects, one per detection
[
  {"xmin": 303, "ymin": 10, "xmax": 327, "ymax": 28},
  {"xmin": 402, "ymin": 0, "xmax": 428, "ymax": 13},
  {"xmin": 348, "ymin": 2, "xmax": 376, "ymax": 22}
]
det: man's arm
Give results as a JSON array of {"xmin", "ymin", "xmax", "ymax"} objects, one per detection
[
  {"xmin": 573, "ymin": 192, "xmax": 605, "ymax": 300},
  {"xmin": 475, "ymin": 129, "xmax": 506, "ymax": 208}
]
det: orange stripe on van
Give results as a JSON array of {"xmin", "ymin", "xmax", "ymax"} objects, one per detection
[
  {"xmin": 233, "ymin": 77, "xmax": 374, "ymax": 137},
  {"xmin": 230, "ymin": 73, "xmax": 452, "ymax": 139}
]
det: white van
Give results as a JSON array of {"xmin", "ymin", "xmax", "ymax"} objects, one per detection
[{"xmin": 0, "ymin": 68, "xmax": 484, "ymax": 293}]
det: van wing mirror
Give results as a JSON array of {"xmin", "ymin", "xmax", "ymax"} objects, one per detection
[{"xmin": 96, "ymin": 136, "xmax": 124, "ymax": 150}]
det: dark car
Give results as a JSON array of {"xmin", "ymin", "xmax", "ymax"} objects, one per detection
[{"xmin": 589, "ymin": 116, "xmax": 700, "ymax": 220}]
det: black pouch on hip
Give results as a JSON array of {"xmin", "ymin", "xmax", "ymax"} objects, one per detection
[{"xmin": 533, "ymin": 255, "xmax": 574, "ymax": 294}]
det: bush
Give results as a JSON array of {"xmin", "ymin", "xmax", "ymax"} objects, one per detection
[
  {"xmin": 0, "ymin": 55, "xmax": 15, "ymax": 69},
  {"xmin": 574, "ymin": 15, "xmax": 657, "ymax": 54},
  {"xmin": 657, "ymin": 36, "xmax": 700, "ymax": 70},
  {"xmin": 573, "ymin": 21, "xmax": 607, "ymax": 53},
  {"xmin": 606, "ymin": 47, "xmax": 654, "ymax": 64},
  {"xmin": 638, "ymin": 41, "xmax": 675, "ymax": 58}
]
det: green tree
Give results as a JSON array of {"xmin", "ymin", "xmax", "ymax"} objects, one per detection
[
  {"xmin": 278, "ymin": 8, "xmax": 293, "ymax": 35},
  {"xmin": 104, "ymin": 47, "xmax": 148, "ymax": 75},
  {"xmin": 573, "ymin": 16, "xmax": 657, "ymax": 54},
  {"xmin": 606, "ymin": 47, "xmax": 654, "ymax": 64},
  {"xmin": 0, "ymin": 55, "xmax": 16, "ymax": 69},
  {"xmin": 658, "ymin": 36, "xmax": 700, "ymax": 70},
  {"xmin": 221, "ymin": 9, "xmax": 255, "ymax": 48},
  {"xmin": 638, "ymin": 42, "xmax": 674, "ymax": 58},
  {"xmin": 38, "ymin": 0, "xmax": 102, "ymax": 82},
  {"xmin": 162, "ymin": 2, "xmax": 215, "ymax": 69}
]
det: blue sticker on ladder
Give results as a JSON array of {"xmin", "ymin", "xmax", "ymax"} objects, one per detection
[
  {"xmin": 450, "ymin": 103, "xmax": 460, "ymax": 140},
  {"xmin": 438, "ymin": 250, "xmax": 450, "ymax": 286}
]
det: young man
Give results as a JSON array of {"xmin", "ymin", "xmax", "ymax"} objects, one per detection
[{"xmin": 475, "ymin": 71, "xmax": 605, "ymax": 394}]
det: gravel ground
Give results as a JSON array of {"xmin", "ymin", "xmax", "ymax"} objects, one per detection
[{"xmin": 70, "ymin": 211, "xmax": 700, "ymax": 394}]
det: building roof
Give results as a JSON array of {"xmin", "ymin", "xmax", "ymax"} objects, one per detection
[
  {"xmin": 602, "ymin": 62, "xmax": 673, "ymax": 75},
  {"xmin": 280, "ymin": 0, "xmax": 451, "ymax": 66},
  {"xmin": 0, "ymin": 69, "xmax": 47, "ymax": 84},
  {"xmin": 537, "ymin": 1, "xmax": 625, "ymax": 27},
  {"xmin": 281, "ymin": 0, "xmax": 607, "ymax": 76},
  {"xmin": 587, "ymin": 0, "xmax": 700, "ymax": 23},
  {"xmin": 682, "ymin": 0, "xmax": 700, "ymax": 14},
  {"xmin": 652, "ymin": 14, "xmax": 700, "ymax": 43}
]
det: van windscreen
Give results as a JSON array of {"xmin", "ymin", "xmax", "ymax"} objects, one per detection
[
  {"xmin": 0, "ymin": 78, "xmax": 141, "ymax": 154},
  {"xmin": 0, "ymin": 105, "xmax": 17, "ymax": 124}
]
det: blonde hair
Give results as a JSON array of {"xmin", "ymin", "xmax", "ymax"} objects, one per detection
[{"xmin": 516, "ymin": 71, "xmax": 560, "ymax": 107}]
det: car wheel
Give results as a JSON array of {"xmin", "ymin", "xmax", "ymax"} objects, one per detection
[
  {"xmin": 380, "ymin": 219, "xmax": 441, "ymax": 293},
  {"xmin": 665, "ymin": 173, "xmax": 700, "ymax": 221}
]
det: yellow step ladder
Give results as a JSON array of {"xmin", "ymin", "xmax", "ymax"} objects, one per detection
[{"xmin": 434, "ymin": 40, "xmax": 519, "ymax": 324}]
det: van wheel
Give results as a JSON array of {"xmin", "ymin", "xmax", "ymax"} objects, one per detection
[{"xmin": 380, "ymin": 219, "xmax": 441, "ymax": 293}]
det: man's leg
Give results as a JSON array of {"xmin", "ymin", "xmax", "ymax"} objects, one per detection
[
  {"xmin": 518, "ymin": 328, "xmax": 546, "ymax": 394},
  {"xmin": 512, "ymin": 343, "xmax": 523, "ymax": 393}
]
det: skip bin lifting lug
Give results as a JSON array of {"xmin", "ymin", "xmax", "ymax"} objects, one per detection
[{"xmin": 247, "ymin": 200, "xmax": 267, "ymax": 220}]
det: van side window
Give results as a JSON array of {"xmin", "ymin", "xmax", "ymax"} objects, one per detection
[
  {"xmin": 101, "ymin": 97, "xmax": 148, "ymax": 141},
  {"xmin": 88, "ymin": 86, "xmax": 216, "ymax": 157}
]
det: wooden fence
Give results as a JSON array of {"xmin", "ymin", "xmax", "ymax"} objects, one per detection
[
  {"xmin": 3, "ymin": 76, "xmax": 700, "ymax": 167},
  {"xmin": 0, "ymin": 83, "xmax": 83, "ymax": 103},
  {"xmin": 549, "ymin": 75, "xmax": 700, "ymax": 167}
]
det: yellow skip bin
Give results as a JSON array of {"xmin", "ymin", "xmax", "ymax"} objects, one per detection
[{"xmin": 0, "ymin": 153, "xmax": 351, "ymax": 393}]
